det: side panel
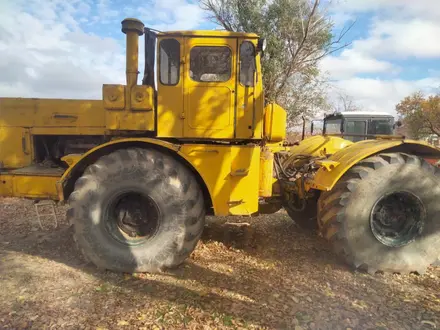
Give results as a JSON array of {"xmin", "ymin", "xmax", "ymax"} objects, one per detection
[
  {"xmin": 104, "ymin": 85, "xmax": 155, "ymax": 131},
  {"xmin": 0, "ymin": 127, "xmax": 32, "ymax": 168},
  {"xmin": 180, "ymin": 145, "xmax": 260, "ymax": 215},
  {"xmin": 0, "ymin": 174, "xmax": 59, "ymax": 199},
  {"xmin": 310, "ymin": 139, "xmax": 440, "ymax": 191},
  {"xmin": 229, "ymin": 146, "xmax": 260, "ymax": 214},
  {"xmin": 263, "ymin": 103, "xmax": 287, "ymax": 142},
  {"xmin": 0, "ymin": 98, "xmax": 104, "ymax": 129}
]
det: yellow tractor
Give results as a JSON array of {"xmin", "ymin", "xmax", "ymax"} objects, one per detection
[{"xmin": 1, "ymin": 18, "xmax": 440, "ymax": 274}]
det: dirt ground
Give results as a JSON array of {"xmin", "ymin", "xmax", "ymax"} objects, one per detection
[{"xmin": 0, "ymin": 198, "xmax": 439, "ymax": 330}]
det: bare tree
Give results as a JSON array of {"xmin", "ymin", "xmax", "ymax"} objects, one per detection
[
  {"xmin": 333, "ymin": 92, "xmax": 361, "ymax": 113},
  {"xmin": 199, "ymin": 0, "xmax": 353, "ymax": 122}
]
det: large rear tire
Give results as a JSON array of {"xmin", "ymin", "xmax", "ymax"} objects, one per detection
[
  {"xmin": 318, "ymin": 153, "xmax": 440, "ymax": 274},
  {"xmin": 68, "ymin": 148, "xmax": 205, "ymax": 273}
]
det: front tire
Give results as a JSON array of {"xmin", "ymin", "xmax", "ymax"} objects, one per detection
[
  {"xmin": 318, "ymin": 153, "xmax": 440, "ymax": 274},
  {"xmin": 68, "ymin": 148, "xmax": 205, "ymax": 273}
]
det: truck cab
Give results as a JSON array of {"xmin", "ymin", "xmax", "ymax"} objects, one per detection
[{"xmin": 323, "ymin": 111, "xmax": 395, "ymax": 142}]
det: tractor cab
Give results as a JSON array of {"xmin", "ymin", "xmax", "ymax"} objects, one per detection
[{"xmin": 321, "ymin": 111, "xmax": 395, "ymax": 142}]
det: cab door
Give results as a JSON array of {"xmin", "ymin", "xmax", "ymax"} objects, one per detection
[{"xmin": 184, "ymin": 38, "xmax": 236, "ymax": 139}]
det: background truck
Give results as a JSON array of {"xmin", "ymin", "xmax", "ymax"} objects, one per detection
[
  {"xmin": 310, "ymin": 111, "xmax": 396, "ymax": 142},
  {"xmin": 1, "ymin": 18, "xmax": 440, "ymax": 275}
]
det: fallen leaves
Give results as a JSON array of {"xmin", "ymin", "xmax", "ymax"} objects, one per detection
[
  {"xmin": 0, "ymin": 200, "xmax": 439, "ymax": 330},
  {"xmin": 117, "ymin": 320, "xmax": 130, "ymax": 326}
]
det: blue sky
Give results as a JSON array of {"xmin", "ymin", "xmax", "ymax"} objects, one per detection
[{"xmin": 1, "ymin": 0, "xmax": 439, "ymax": 115}]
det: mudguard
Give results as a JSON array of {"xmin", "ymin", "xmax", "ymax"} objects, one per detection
[
  {"xmin": 57, "ymin": 138, "xmax": 185, "ymax": 201},
  {"xmin": 308, "ymin": 138, "xmax": 440, "ymax": 191}
]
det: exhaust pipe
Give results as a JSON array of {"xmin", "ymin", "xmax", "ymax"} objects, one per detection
[{"xmin": 121, "ymin": 18, "xmax": 144, "ymax": 90}]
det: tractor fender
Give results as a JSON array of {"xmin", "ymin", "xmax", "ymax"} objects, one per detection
[
  {"xmin": 309, "ymin": 139, "xmax": 440, "ymax": 191},
  {"xmin": 56, "ymin": 138, "xmax": 213, "ymax": 211}
]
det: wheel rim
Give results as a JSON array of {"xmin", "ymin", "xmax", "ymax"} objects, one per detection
[
  {"xmin": 370, "ymin": 191, "xmax": 425, "ymax": 247},
  {"xmin": 105, "ymin": 191, "xmax": 160, "ymax": 246}
]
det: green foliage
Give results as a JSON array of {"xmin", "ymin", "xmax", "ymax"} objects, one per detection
[{"xmin": 200, "ymin": 0, "xmax": 350, "ymax": 125}]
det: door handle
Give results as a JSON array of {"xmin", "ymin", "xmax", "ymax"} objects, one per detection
[{"xmin": 53, "ymin": 114, "xmax": 78, "ymax": 120}]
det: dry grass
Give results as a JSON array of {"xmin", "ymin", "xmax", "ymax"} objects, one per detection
[{"xmin": 0, "ymin": 197, "xmax": 439, "ymax": 330}]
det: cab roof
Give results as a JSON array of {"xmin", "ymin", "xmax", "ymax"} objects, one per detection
[
  {"xmin": 154, "ymin": 29, "xmax": 259, "ymax": 38},
  {"xmin": 326, "ymin": 111, "xmax": 394, "ymax": 118}
]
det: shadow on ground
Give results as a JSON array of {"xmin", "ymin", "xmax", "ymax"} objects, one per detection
[{"xmin": 0, "ymin": 202, "xmax": 439, "ymax": 330}]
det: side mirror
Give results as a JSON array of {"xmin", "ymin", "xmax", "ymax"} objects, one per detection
[
  {"xmin": 396, "ymin": 120, "xmax": 403, "ymax": 128},
  {"xmin": 311, "ymin": 122, "xmax": 314, "ymax": 135},
  {"xmin": 256, "ymin": 38, "xmax": 267, "ymax": 54}
]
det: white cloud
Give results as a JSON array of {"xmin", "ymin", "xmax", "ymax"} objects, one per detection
[
  {"xmin": 331, "ymin": 77, "xmax": 440, "ymax": 115},
  {"xmin": 0, "ymin": 1, "xmax": 125, "ymax": 99},
  {"xmin": 138, "ymin": 0, "xmax": 204, "ymax": 31},
  {"xmin": 0, "ymin": 0, "xmax": 205, "ymax": 99},
  {"xmin": 320, "ymin": 48, "xmax": 396, "ymax": 79},
  {"xmin": 353, "ymin": 18, "xmax": 440, "ymax": 59},
  {"xmin": 337, "ymin": 0, "xmax": 440, "ymax": 21},
  {"xmin": 323, "ymin": 0, "xmax": 440, "ymax": 114}
]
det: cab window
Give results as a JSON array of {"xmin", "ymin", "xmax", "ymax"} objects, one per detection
[
  {"xmin": 240, "ymin": 41, "xmax": 256, "ymax": 86},
  {"xmin": 368, "ymin": 119, "xmax": 393, "ymax": 135},
  {"xmin": 345, "ymin": 121, "xmax": 366, "ymax": 142},
  {"xmin": 159, "ymin": 39, "xmax": 180, "ymax": 85},
  {"xmin": 325, "ymin": 119, "xmax": 342, "ymax": 134},
  {"xmin": 190, "ymin": 46, "xmax": 231, "ymax": 82}
]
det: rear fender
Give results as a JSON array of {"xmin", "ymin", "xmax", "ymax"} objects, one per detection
[{"xmin": 309, "ymin": 139, "xmax": 440, "ymax": 191}]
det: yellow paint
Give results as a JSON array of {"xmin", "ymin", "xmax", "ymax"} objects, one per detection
[
  {"xmin": 158, "ymin": 30, "xmax": 259, "ymax": 38},
  {"xmin": 290, "ymin": 135, "xmax": 353, "ymax": 157},
  {"xmin": 259, "ymin": 147, "xmax": 274, "ymax": 197},
  {"xmin": 0, "ymin": 98, "xmax": 105, "ymax": 130},
  {"xmin": 235, "ymin": 39, "xmax": 264, "ymax": 140},
  {"xmin": 103, "ymin": 84, "xmax": 155, "ymax": 131},
  {"xmin": 315, "ymin": 160, "xmax": 340, "ymax": 172},
  {"xmin": 229, "ymin": 146, "xmax": 260, "ymax": 214},
  {"xmin": 156, "ymin": 37, "xmax": 185, "ymax": 137},
  {"xmin": 131, "ymin": 85, "xmax": 154, "ymax": 111},
  {"xmin": 31, "ymin": 127, "xmax": 105, "ymax": 136},
  {"xmin": 156, "ymin": 34, "xmax": 266, "ymax": 140},
  {"xmin": 0, "ymin": 127, "xmax": 32, "ymax": 168},
  {"xmin": 264, "ymin": 103, "xmax": 287, "ymax": 142},
  {"xmin": 103, "ymin": 85, "xmax": 126, "ymax": 110},
  {"xmin": 183, "ymin": 37, "xmax": 236, "ymax": 139},
  {"xmin": 0, "ymin": 175, "xmax": 12, "ymax": 196},
  {"xmin": 309, "ymin": 138, "xmax": 440, "ymax": 191},
  {"xmin": 0, "ymin": 174, "xmax": 59, "ymax": 199},
  {"xmin": 105, "ymin": 107, "xmax": 155, "ymax": 131},
  {"xmin": 181, "ymin": 144, "xmax": 259, "ymax": 215},
  {"xmin": 102, "ymin": 19, "xmax": 155, "ymax": 132}
]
